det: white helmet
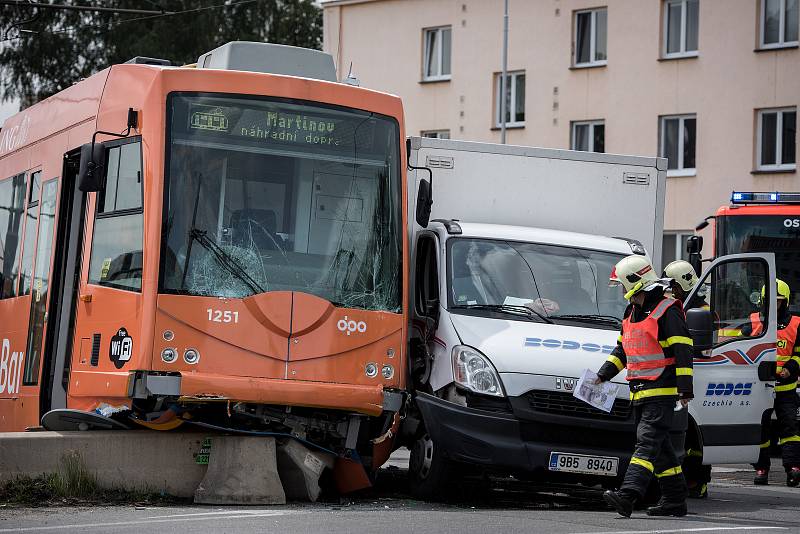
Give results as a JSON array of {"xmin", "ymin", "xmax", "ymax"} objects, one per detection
[
  {"xmin": 663, "ymin": 260, "xmax": 698, "ymax": 292},
  {"xmin": 610, "ymin": 255, "xmax": 660, "ymax": 300}
]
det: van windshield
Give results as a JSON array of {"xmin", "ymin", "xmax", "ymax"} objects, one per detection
[
  {"xmin": 448, "ymin": 238, "xmax": 628, "ymax": 322},
  {"xmin": 160, "ymin": 94, "xmax": 402, "ymax": 312}
]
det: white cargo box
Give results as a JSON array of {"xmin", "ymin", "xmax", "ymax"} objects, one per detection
[{"xmin": 407, "ymin": 137, "xmax": 667, "ymax": 268}]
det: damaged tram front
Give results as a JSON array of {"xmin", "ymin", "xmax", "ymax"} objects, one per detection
[{"xmin": 0, "ymin": 43, "xmax": 408, "ymax": 482}]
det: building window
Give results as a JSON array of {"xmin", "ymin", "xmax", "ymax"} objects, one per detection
[
  {"xmin": 421, "ymin": 130, "xmax": 451, "ymax": 139},
  {"xmin": 660, "ymin": 115, "xmax": 696, "ymax": 176},
  {"xmin": 760, "ymin": 0, "xmax": 799, "ymax": 49},
  {"xmin": 663, "ymin": 0, "xmax": 699, "ymax": 57},
  {"xmin": 494, "ymin": 71, "xmax": 525, "ymax": 128},
  {"xmin": 423, "ymin": 26, "xmax": 452, "ymax": 81},
  {"xmin": 757, "ymin": 108, "xmax": 797, "ymax": 171},
  {"xmin": 571, "ymin": 120, "xmax": 605, "ymax": 153},
  {"xmin": 661, "ymin": 232, "xmax": 692, "ymax": 271},
  {"xmin": 574, "ymin": 8, "xmax": 608, "ymax": 67}
]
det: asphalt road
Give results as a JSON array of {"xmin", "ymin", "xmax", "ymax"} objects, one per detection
[{"xmin": 1, "ymin": 454, "xmax": 798, "ymax": 534}]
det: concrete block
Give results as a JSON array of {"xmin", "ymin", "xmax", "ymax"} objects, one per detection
[
  {"xmin": 194, "ymin": 436, "xmax": 285, "ymax": 505},
  {"xmin": 276, "ymin": 439, "xmax": 335, "ymax": 502},
  {"xmin": 0, "ymin": 431, "xmax": 208, "ymax": 497}
]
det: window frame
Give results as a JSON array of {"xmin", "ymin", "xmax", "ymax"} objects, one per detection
[
  {"xmin": 422, "ymin": 26, "xmax": 452, "ymax": 82},
  {"xmin": 662, "ymin": 0, "xmax": 699, "ymax": 59},
  {"xmin": 759, "ymin": 0, "xmax": 799, "ymax": 49},
  {"xmin": 87, "ymin": 135, "xmax": 144, "ymax": 292},
  {"xmin": 571, "ymin": 120, "xmax": 605, "ymax": 152},
  {"xmin": 421, "ymin": 130, "xmax": 451, "ymax": 139},
  {"xmin": 494, "ymin": 70, "xmax": 526, "ymax": 129},
  {"xmin": 573, "ymin": 7, "xmax": 608, "ymax": 68},
  {"xmin": 660, "ymin": 114, "xmax": 697, "ymax": 177},
  {"xmin": 756, "ymin": 107, "xmax": 797, "ymax": 171}
]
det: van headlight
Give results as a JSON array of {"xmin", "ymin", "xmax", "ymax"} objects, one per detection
[{"xmin": 452, "ymin": 345, "xmax": 504, "ymax": 397}]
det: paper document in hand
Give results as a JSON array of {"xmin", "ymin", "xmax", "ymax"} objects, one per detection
[{"xmin": 573, "ymin": 369, "xmax": 619, "ymax": 413}]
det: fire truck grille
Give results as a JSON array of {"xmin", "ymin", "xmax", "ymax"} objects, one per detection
[{"xmin": 524, "ymin": 390, "xmax": 632, "ymax": 421}]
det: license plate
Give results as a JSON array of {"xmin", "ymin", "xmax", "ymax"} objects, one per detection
[{"xmin": 548, "ymin": 452, "xmax": 618, "ymax": 476}]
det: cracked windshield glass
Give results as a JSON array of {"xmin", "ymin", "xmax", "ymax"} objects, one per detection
[
  {"xmin": 161, "ymin": 94, "xmax": 402, "ymax": 312},
  {"xmin": 449, "ymin": 239, "xmax": 627, "ymax": 321}
]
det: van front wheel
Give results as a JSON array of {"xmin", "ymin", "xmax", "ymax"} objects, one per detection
[{"xmin": 408, "ymin": 432, "xmax": 454, "ymax": 500}]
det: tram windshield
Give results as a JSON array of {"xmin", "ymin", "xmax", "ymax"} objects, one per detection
[{"xmin": 160, "ymin": 94, "xmax": 403, "ymax": 312}]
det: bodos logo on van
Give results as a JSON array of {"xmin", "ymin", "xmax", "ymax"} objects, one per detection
[
  {"xmin": 109, "ymin": 327, "xmax": 133, "ymax": 369},
  {"xmin": 784, "ymin": 219, "xmax": 800, "ymax": 228},
  {"xmin": 0, "ymin": 338, "xmax": 25, "ymax": 394},
  {"xmin": 524, "ymin": 338, "xmax": 615, "ymax": 355}
]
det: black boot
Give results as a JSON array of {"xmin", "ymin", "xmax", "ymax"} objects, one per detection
[
  {"xmin": 787, "ymin": 468, "xmax": 800, "ymax": 487},
  {"xmin": 603, "ymin": 490, "xmax": 634, "ymax": 518},
  {"xmin": 754, "ymin": 469, "xmax": 769, "ymax": 485},
  {"xmin": 647, "ymin": 499, "xmax": 688, "ymax": 517}
]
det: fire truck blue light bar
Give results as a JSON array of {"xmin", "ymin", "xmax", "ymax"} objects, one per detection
[{"xmin": 731, "ymin": 191, "xmax": 800, "ymax": 204}]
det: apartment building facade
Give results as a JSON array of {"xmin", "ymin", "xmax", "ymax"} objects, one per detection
[{"xmin": 322, "ymin": 0, "xmax": 799, "ymax": 267}]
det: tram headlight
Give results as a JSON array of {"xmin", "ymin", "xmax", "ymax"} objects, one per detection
[
  {"xmin": 162, "ymin": 330, "xmax": 175, "ymax": 341},
  {"xmin": 381, "ymin": 364, "xmax": 394, "ymax": 379},
  {"xmin": 161, "ymin": 348, "xmax": 177, "ymax": 364},
  {"xmin": 452, "ymin": 345, "xmax": 505, "ymax": 397},
  {"xmin": 365, "ymin": 362, "xmax": 378, "ymax": 378},
  {"xmin": 183, "ymin": 348, "xmax": 200, "ymax": 365}
]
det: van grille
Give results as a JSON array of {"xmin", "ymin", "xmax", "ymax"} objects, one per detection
[{"xmin": 524, "ymin": 390, "xmax": 632, "ymax": 421}]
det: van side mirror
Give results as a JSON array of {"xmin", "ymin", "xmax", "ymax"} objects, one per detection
[
  {"xmin": 686, "ymin": 307, "xmax": 713, "ymax": 353},
  {"xmin": 687, "ymin": 235, "xmax": 703, "ymax": 277},
  {"xmin": 416, "ymin": 179, "xmax": 433, "ymax": 228},
  {"xmin": 78, "ymin": 142, "xmax": 107, "ymax": 192}
]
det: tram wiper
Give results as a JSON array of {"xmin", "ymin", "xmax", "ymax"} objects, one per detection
[{"xmin": 187, "ymin": 228, "xmax": 265, "ymax": 295}]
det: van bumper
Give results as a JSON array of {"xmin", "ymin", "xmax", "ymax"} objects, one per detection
[{"xmin": 415, "ymin": 392, "xmax": 634, "ymax": 481}]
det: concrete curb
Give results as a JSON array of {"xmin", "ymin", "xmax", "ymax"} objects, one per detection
[{"xmin": 0, "ymin": 431, "xmax": 208, "ymax": 497}]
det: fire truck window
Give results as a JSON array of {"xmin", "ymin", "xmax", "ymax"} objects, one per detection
[
  {"xmin": 88, "ymin": 140, "xmax": 143, "ymax": 291},
  {"xmin": 0, "ymin": 173, "xmax": 26, "ymax": 299},
  {"xmin": 701, "ymin": 259, "xmax": 769, "ymax": 345}
]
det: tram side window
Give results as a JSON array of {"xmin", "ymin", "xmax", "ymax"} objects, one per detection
[
  {"xmin": 19, "ymin": 170, "xmax": 42, "ymax": 296},
  {"xmin": 0, "ymin": 173, "xmax": 26, "ymax": 299},
  {"xmin": 88, "ymin": 140, "xmax": 143, "ymax": 291}
]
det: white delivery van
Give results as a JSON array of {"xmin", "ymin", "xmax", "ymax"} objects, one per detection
[{"xmin": 403, "ymin": 137, "xmax": 779, "ymax": 498}]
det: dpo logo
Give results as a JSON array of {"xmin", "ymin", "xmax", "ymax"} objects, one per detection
[
  {"xmin": 0, "ymin": 338, "xmax": 24, "ymax": 395},
  {"xmin": 705, "ymin": 382, "xmax": 752, "ymax": 396},
  {"xmin": 784, "ymin": 219, "xmax": 800, "ymax": 228},
  {"xmin": 337, "ymin": 316, "xmax": 367, "ymax": 336}
]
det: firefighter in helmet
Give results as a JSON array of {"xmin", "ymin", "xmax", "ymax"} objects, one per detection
[
  {"xmin": 597, "ymin": 255, "xmax": 694, "ymax": 517},
  {"xmin": 742, "ymin": 279, "xmax": 800, "ymax": 487},
  {"xmin": 663, "ymin": 260, "xmax": 711, "ymax": 499}
]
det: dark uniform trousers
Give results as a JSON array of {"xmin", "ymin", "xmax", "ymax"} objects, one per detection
[
  {"xmin": 622, "ymin": 399, "xmax": 688, "ymax": 502},
  {"xmin": 754, "ymin": 390, "xmax": 800, "ymax": 471}
]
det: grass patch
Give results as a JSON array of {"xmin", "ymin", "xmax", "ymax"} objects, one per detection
[{"xmin": 0, "ymin": 450, "xmax": 186, "ymax": 507}]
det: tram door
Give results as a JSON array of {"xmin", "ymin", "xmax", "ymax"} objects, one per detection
[{"xmin": 21, "ymin": 150, "xmax": 86, "ymax": 420}]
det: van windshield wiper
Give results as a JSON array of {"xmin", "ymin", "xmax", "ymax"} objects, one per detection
[
  {"xmin": 549, "ymin": 314, "xmax": 622, "ymax": 327},
  {"xmin": 451, "ymin": 304, "xmax": 554, "ymax": 324}
]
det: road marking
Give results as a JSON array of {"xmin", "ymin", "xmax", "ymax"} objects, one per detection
[
  {"xmin": 143, "ymin": 509, "xmax": 290, "ymax": 519},
  {"xmin": 569, "ymin": 527, "xmax": 788, "ymax": 534},
  {"xmin": 0, "ymin": 511, "xmax": 293, "ymax": 532}
]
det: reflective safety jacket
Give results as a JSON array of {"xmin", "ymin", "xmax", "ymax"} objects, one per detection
[
  {"xmin": 750, "ymin": 312, "xmax": 800, "ymax": 393},
  {"xmin": 597, "ymin": 291, "xmax": 694, "ymax": 404},
  {"xmin": 622, "ymin": 298, "xmax": 678, "ymax": 381}
]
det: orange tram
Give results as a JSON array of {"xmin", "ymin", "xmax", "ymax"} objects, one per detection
[{"xmin": 0, "ymin": 42, "xmax": 408, "ymax": 479}]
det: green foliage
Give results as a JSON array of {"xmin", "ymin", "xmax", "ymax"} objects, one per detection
[{"xmin": 0, "ymin": 0, "xmax": 322, "ymax": 107}]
